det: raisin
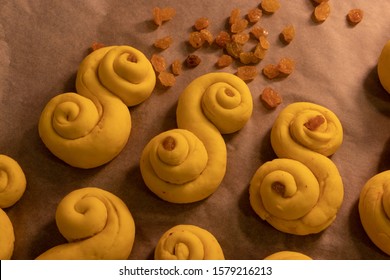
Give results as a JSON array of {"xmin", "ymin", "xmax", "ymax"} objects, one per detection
[
  {"xmin": 225, "ymin": 41, "xmax": 243, "ymax": 59},
  {"xmin": 194, "ymin": 17, "xmax": 209, "ymax": 31},
  {"xmin": 250, "ymin": 26, "xmax": 269, "ymax": 40},
  {"xmin": 229, "ymin": 8, "xmax": 241, "ymax": 25},
  {"xmin": 215, "ymin": 31, "xmax": 231, "ymax": 48},
  {"xmin": 150, "ymin": 54, "xmax": 166, "ymax": 73},
  {"xmin": 261, "ymin": 0, "xmax": 281, "ymax": 14},
  {"xmin": 186, "ymin": 54, "xmax": 201, "ymax": 68},
  {"xmin": 280, "ymin": 25, "xmax": 295, "ymax": 44},
  {"xmin": 262, "ymin": 64, "xmax": 280, "ymax": 79},
  {"xmin": 304, "ymin": 115, "xmax": 325, "ymax": 131},
  {"xmin": 231, "ymin": 18, "xmax": 248, "ymax": 33},
  {"xmin": 313, "ymin": 2, "xmax": 330, "ymax": 22},
  {"xmin": 236, "ymin": 66, "xmax": 258, "ymax": 81},
  {"xmin": 277, "ymin": 57, "xmax": 295, "ymax": 76},
  {"xmin": 347, "ymin": 9, "xmax": 363, "ymax": 25},
  {"xmin": 158, "ymin": 71, "xmax": 176, "ymax": 87},
  {"xmin": 153, "ymin": 7, "xmax": 176, "ymax": 26},
  {"xmin": 239, "ymin": 52, "xmax": 261, "ymax": 64},
  {"xmin": 260, "ymin": 87, "xmax": 282, "ymax": 109},
  {"xmin": 216, "ymin": 54, "xmax": 233, "ymax": 68},
  {"xmin": 171, "ymin": 60, "xmax": 182, "ymax": 75},
  {"xmin": 90, "ymin": 42, "xmax": 105, "ymax": 52},
  {"xmin": 247, "ymin": 8, "xmax": 262, "ymax": 23},
  {"xmin": 189, "ymin": 32, "xmax": 205, "ymax": 49},
  {"xmin": 200, "ymin": 29, "xmax": 214, "ymax": 45},
  {"xmin": 232, "ymin": 32, "xmax": 250, "ymax": 45},
  {"xmin": 154, "ymin": 36, "xmax": 173, "ymax": 50}
]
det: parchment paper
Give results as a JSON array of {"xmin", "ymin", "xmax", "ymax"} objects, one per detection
[{"xmin": 1, "ymin": 0, "xmax": 390, "ymax": 260}]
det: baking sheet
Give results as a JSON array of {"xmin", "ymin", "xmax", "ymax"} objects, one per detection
[{"xmin": 1, "ymin": 0, "xmax": 390, "ymax": 260}]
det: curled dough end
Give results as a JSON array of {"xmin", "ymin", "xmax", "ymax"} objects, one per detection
[
  {"xmin": 0, "ymin": 208, "xmax": 15, "ymax": 260},
  {"xmin": 154, "ymin": 224, "xmax": 225, "ymax": 260},
  {"xmin": 140, "ymin": 129, "xmax": 217, "ymax": 203},
  {"xmin": 36, "ymin": 187, "xmax": 135, "ymax": 260},
  {"xmin": 264, "ymin": 251, "xmax": 312, "ymax": 260},
  {"xmin": 359, "ymin": 170, "xmax": 390, "ymax": 256},
  {"xmin": 0, "ymin": 154, "xmax": 26, "ymax": 208}
]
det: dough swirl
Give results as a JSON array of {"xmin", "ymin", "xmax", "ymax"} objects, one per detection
[
  {"xmin": 39, "ymin": 45, "xmax": 155, "ymax": 168},
  {"xmin": 141, "ymin": 72, "xmax": 253, "ymax": 203},
  {"xmin": 0, "ymin": 154, "xmax": 26, "ymax": 208},
  {"xmin": 36, "ymin": 187, "xmax": 135, "ymax": 260},
  {"xmin": 250, "ymin": 102, "xmax": 344, "ymax": 235},
  {"xmin": 0, "ymin": 155, "xmax": 26, "ymax": 259},
  {"xmin": 359, "ymin": 170, "xmax": 390, "ymax": 255},
  {"xmin": 154, "ymin": 224, "xmax": 225, "ymax": 260}
]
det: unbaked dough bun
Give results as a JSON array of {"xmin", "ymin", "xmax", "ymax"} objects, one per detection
[
  {"xmin": 378, "ymin": 40, "xmax": 390, "ymax": 94},
  {"xmin": 154, "ymin": 224, "xmax": 225, "ymax": 260},
  {"xmin": 250, "ymin": 102, "xmax": 344, "ymax": 235},
  {"xmin": 39, "ymin": 45, "xmax": 155, "ymax": 168},
  {"xmin": 359, "ymin": 170, "xmax": 390, "ymax": 256},
  {"xmin": 36, "ymin": 187, "xmax": 135, "ymax": 260},
  {"xmin": 0, "ymin": 208, "xmax": 14, "ymax": 260},
  {"xmin": 0, "ymin": 154, "xmax": 26, "ymax": 208},
  {"xmin": 264, "ymin": 251, "xmax": 312, "ymax": 260},
  {"xmin": 141, "ymin": 72, "xmax": 253, "ymax": 203}
]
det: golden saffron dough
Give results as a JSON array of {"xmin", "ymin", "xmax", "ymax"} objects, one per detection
[
  {"xmin": 250, "ymin": 102, "xmax": 344, "ymax": 235},
  {"xmin": 0, "ymin": 155, "xmax": 26, "ymax": 259},
  {"xmin": 264, "ymin": 250, "xmax": 312, "ymax": 260},
  {"xmin": 39, "ymin": 45, "xmax": 155, "ymax": 169},
  {"xmin": 154, "ymin": 224, "xmax": 225, "ymax": 260},
  {"xmin": 359, "ymin": 170, "xmax": 390, "ymax": 256},
  {"xmin": 378, "ymin": 40, "xmax": 390, "ymax": 94},
  {"xmin": 36, "ymin": 187, "xmax": 135, "ymax": 260},
  {"xmin": 0, "ymin": 208, "xmax": 14, "ymax": 260},
  {"xmin": 140, "ymin": 72, "xmax": 253, "ymax": 203},
  {"xmin": 0, "ymin": 154, "xmax": 26, "ymax": 208}
]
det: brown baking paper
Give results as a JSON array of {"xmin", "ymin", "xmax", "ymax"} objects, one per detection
[{"xmin": 1, "ymin": 0, "xmax": 390, "ymax": 260}]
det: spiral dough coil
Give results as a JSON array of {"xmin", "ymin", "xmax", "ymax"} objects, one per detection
[
  {"xmin": 140, "ymin": 72, "xmax": 253, "ymax": 203},
  {"xmin": 0, "ymin": 155, "xmax": 26, "ymax": 260},
  {"xmin": 264, "ymin": 251, "xmax": 312, "ymax": 260},
  {"xmin": 154, "ymin": 224, "xmax": 225, "ymax": 260},
  {"xmin": 250, "ymin": 102, "xmax": 344, "ymax": 235},
  {"xmin": 36, "ymin": 187, "xmax": 135, "ymax": 260},
  {"xmin": 39, "ymin": 46, "xmax": 155, "ymax": 168},
  {"xmin": 359, "ymin": 170, "xmax": 390, "ymax": 256}
]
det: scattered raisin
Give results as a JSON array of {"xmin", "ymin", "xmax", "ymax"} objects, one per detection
[
  {"xmin": 250, "ymin": 26, "xmax": 269, "ymax": 40},
  {"xmin": 280, "ymin": 25, "xmax": 295, "ymax": 44},
  {"xmin": 158, "ymin": 71, "xmax": 176, "ymax": 87},
  {"xmin": 215, "ymin": 31, "xmax": 231, "ymax": 48},
  {"xmin": 261, "ymin": 0, "xmax": 281, "ymax": 14},
  {"xmin": 347, "ymin": 9, "xmax": 364, "ymax": 25},
  {"xmin": 232, "ymin": 32, "xmax": 250, "ymax": 45},
  {"xmin": 153, "ymin": 7, "xmax": 176, "ymax": 26},
  {"xmin": 200, "ymin": 29, "xmax": 214, "ymax": 45},
  {"xmin": 277, "ymin": 57, "xmax": 295, "ymax": 76},
  {"xmin": 260, "ymin": 87, "xmax": 282, "ymax": 109},
  {"xmin": 154, "ymin": 36, "xmax": 173, "ymax": 50},
  {"xmin": 186, "ymin": 54, "xmax": 201, "ymax": 68},
  {"xmin": 262, "ymin": 64, "xmax": 280, "ymax": 79},
  {"xmin": 216, "ymin": 54, "xmax": 233, "ymax": 68},
  {"xmin": 239, "ymin": 52, "xmax": 261, "ymax": 64},
  {"xmin": 225, "ymin": 41, "xmax": 243, "ymax": 59},
  {"xmin": 313, "ymin": 2, "xmax": 330, "ymax": 22},
  {"xmin": 150, "ymin": 54, "xmax": 166, "ymax": 73},
  {"xmin": 189, "ymin": 31, "xmax": 205, "ymax": 49},
  {"xmin": 236, "ymin": 66, "xmax": 258, "ymax": 81},
  {"xmin": 229, "ymin": 8, "xmax": 241, "ymax": 25},
  {"xmin": 194, "ymin": 17, "xmax": 209, "ymax": 30},
  {"xmin": 231, "ymin": 18, "xmax": 249, "ymax": 33},
  {"xmin": 171, "ymin": 60, "xmax": 182, "ymax": 75},
  {"xmin": 247, "ymin": 8, "xmax": 262, "ymax": 23}
]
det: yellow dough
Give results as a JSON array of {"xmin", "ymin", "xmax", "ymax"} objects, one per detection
[
  {"xmin": 378, "ymin": 40, "xmax": 390, "ymax": 94},
  {"xmin": 359, "ymin": 170, "xmax": 390, "ymax": 256},
  {"xmin": 36, "ymin": 187, "xmax": 135, "ymax": 260},
  {"xmin": 250, "ymin": 102, "xmax": 344, "ymax": 235},
  {"xmin": 264, "ymin": 251, "xmax": 312, "ymax": 260},
  {"xmin": 0, "ymin": 154, "xmax": 26, "ymax": 208},
  {"xmin": 154, "ymin": 224, "xmax": 225, "ymax": 260},
  {"xmin": 141, "ymin": 72, "xmax": 253, "ymax": 203},
  {"xmin": 0, "ymin": 208, "xmax": 14, "ymax": 260},
  {"xmin": 39, "ymin": 45, "xmax": 155, "ymax": 168}
]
